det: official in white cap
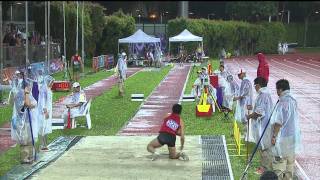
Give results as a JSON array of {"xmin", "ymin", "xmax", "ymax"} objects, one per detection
[
  {"xmin": 234, "ymin": 68, "xmax": 254, "ymax": 143},
  {"xmin": 62, "ymin": 82, "xmax": 87, "ymax": 128}
]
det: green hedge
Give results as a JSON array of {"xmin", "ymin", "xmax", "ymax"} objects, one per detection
[{"xmin": 168, "ymin": 18, "xmax": 286, "ymax": 57}]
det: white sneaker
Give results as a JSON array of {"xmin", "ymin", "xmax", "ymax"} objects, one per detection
[
  {"xmin": 180, "ymin": 152, "xmax": 189, "ymax": 161},
  {"xmin": 151, "ymin": 152, "xmax": 159, "ymax": 161}
]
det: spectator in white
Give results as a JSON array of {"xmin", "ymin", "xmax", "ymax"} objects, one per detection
[
  {"xmin": 233, "ymin": 69, "xmax": 254, "ymax": 142},
  {"xmin": 191, "ymin": 70, "xmax": 204, "ymax": 100},
  {"xmin": 117, "ymin": 53, "xmax": 127, "ymax": 96},
  {"xmin": 148, "ymin": 49, "xmax": 154, "ymax": 67},
  {"xmin": 247, "ymin": 77, "xmax": 274, "ymax": 175},
  {"xmin": 37, "ymin": 75, "xmax": 54, "ymax": 151},
  {"xmin": 62, "ymin": 82, "xmax": 87, "ymax": 128},
  {"xmin": 271, "ymin": 79, "xmax": 301, "ymax": 179},
  {"xmin": 278, "ymin": 43, "xmax": 283, "ymax": 55}
]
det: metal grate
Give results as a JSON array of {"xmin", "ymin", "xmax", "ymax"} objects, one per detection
[{"xmin": 202, "ymin": 135, "xmax": 234, "ymax": 180}]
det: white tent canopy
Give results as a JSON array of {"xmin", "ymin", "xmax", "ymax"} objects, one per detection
[
  {"xmin": 169, "ymin": 29, "xmax": 203, "ymax": 42},
  {"xmin": 168, "ymin": 29, "xmax": 203, "ymax": 56},
  {"xmin": 118, "ymin": 29, "xmax": 161, "ymax": 55}
]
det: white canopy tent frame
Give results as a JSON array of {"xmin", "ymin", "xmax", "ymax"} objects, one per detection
[
  {"xmin": 168, "ymin": 29, "xmax": 203, "ymax": 57},
  {"xmin": 118, "ymin": 29, "xmax": 161, "ymax": 55}
]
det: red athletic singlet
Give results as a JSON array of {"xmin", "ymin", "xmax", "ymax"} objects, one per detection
[{"xmin": 159, "ymin": 113, "xmax": 181, "ymax": 136}]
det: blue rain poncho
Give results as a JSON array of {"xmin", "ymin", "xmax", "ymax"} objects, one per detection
[
  {"xmin": 271, "ymin": 90, "xmax": 302, "ymax": 158},
  {"xmin": 252, "ymin": 87, "xmax": 274, "ymax": 149},
  {"xmin": 38, "ymin": 75, "xmax": 54, "ymax": 136},
  {"xmin": 11, "ymin": 80, "xmax": 39, "ymax": 145}
]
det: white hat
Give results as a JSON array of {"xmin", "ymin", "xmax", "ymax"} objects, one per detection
[
  {"xmin": 15, "ymin": 70, "xmax": 20, "ymax": 74},
  {"xmin": 237, "ymin": 68, "xmax": 246, "ymax": 75},
  {"xmin": 72, "ymin": 82, "xmax": 80, "ymax": 88},
  {"xmin": 121, "ymin": 52, "xmax": 126, "ymax": 56}
]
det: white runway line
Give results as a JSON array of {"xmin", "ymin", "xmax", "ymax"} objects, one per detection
[
  {"xmin": 245, "ymin": 59, "xmax": 320, "ymax": 104},
  {"xmin": 297, "ymin": 59, "xmax": 320, "ymax": 68},
  {"xmin": 284, "ymin": 59, "xmax": 320, "ymax": 72},
  {"xmin": 270, "ymin": 59, "xmax": 320, "ymax": 79}
]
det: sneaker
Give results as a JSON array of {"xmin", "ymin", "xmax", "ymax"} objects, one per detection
[
  {"xmin": 151, "ymin": 152, "xmax": 159, "ymax": 161},
  {"xmin": 180, "ymin": 152, "xmax": 189, "ymax": 161},
  {"xmin": 255, "ymin": 167, "xmax": 265, "ymax": 175}
]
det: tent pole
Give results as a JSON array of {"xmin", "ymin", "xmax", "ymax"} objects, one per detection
[{"xmin": 168, "ymin": 42, "xmax": 170, "ymax": 57}]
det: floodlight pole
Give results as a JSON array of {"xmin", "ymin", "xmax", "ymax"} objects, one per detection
[
  {"xmin": 76, "ymin": 1, "xmax": 79, "ymax": 54},
  {"xmin": 81, "ymin": 1, "xmax": 84, "ymax": 65},
  {"xmin": 25, "ymin": 1, "xmax": 28, "ymax": 69}
]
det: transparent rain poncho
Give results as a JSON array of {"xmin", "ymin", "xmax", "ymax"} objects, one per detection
[
  {"xmin": 234, "ymin": 77, "xmax": 253, "ymax": 123},
  {"xmin": 219, "ymin": 75, "xmax": 233, "ymax": 110},
  {"xmin": 37, "ymin": 75, "xmax": 54, "ymax": 136},
  {"xmin": 252, "ymin": 87, "xmax": 274, "ymax": 149},
  {"xmin": 117, "ymin": 55, "xmax": 127, "ymax": 81},
  {"xmin": 11, "ymin": 80, "xmax": 39, "ymax": 145},
  {"xmin": 271, "ymin": 90, "xmax": 302, "ymax": 158}
]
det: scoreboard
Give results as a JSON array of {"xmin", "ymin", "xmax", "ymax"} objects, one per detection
[{"xmin": 52, "ymin": 81, "xmax": 71, "ymax": 92}]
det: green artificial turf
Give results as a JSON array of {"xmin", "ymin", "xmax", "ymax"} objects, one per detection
[
  {"xmin": 0, "ymin": 66, "xmax": 171, "ymax": 176},
  {"xmin": 181, "ymin": 59, "xmax": 260, "ymax": 179}
]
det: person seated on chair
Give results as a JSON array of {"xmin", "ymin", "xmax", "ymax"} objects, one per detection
[{"xmin": 62, "ymin": 82, "xmax": 86, "ymax": 128}]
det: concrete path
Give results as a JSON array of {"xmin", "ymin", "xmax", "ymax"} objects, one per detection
[
  {"xmin": 118, "ymin": 64, "xmax": 191, "ymax": 136},
  {"xmin": 30, "ymin": 136, "xmax": 202, "ymax": 180},
  {"xmin": 0, "ymin": 68, "xmax": 141, "ymax": 154},
  {"xmin": 225, "ymin": 53, "xmax": 320, "ymax": 180}
]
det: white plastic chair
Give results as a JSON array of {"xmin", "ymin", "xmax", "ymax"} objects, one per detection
[{"xmin": 72, "ymin": 99, "xmax": 92, "ymax": 129}]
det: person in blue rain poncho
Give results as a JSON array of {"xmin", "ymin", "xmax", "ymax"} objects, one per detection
[
  {"xmin": 233, "ymin": 69, "xmax": 254, "ymax": 142},
  {"xmin": 37, "ymin": 75, "xmax": 55, "ymax": 151},
  {"xmin": 270, "ymin": 79, "xmax": 301, "ymax": 180},
  {"xmin": 247, "ymin": 77, "xmax": 274, "ymax": 175},
  {"xmin": 11, "ymin": 78, "xmax": 39, "ymax": 164}
]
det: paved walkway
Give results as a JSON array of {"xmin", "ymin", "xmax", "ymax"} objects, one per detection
[
  {"xmin": 118, "ymin": 64, "xmax": 191, "ymax": 136},
  {"xmin": 0, "ymin": 68, "xmax": 141, "ymax": 154},
  {"xmin": 225, "ymin": 53, "xmax": 320, "ymax": 180}
]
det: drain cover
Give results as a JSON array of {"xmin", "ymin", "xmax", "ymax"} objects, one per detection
[{"xmin": 201, "ymin": 135, "xmax": 234, "ymax": 180}]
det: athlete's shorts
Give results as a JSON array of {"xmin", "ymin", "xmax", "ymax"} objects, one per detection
[{"xmin": 157, "ymin": 132, "xmax": 176, "ymax": 147}]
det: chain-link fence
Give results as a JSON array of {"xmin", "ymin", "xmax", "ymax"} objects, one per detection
[{"xmin": 3, "ymin": 43, "xmax": 61, "ymax": 68}]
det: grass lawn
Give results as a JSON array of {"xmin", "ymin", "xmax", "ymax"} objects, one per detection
[
  {"xmin": 0, "ymin": 67, "xmax": 114, "ymax": 127},
  {"xmin": 296, "ymin": 47, "xmax": 320, "ymax": 53},
  {"xmin": 0, "ymin": 66, "xmax": 171, "ymax": 176},
  {"xmin": 182, "ymin": 59, "xmax": 260, "ymax": 179}
]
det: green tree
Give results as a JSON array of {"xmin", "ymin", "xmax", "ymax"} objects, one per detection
[
  {"xmin": 97, "ymin": 10, "xmax": 135, "ymax": 58},
  {"xmin": 225, "ymin": 1, "xmax": 278, "ymax": 22}
]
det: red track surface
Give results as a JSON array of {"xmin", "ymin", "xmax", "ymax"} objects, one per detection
[
  {"xmin": 118, "ymin": 64, "xmax": 191, "ymax": 136},
  {"xmin": 224, "ymin": 53, "xmax": 320, "ymax": 180},
  {"xmin": 0, "ymin": 68, "xmax": 141, "ymax": 154}
]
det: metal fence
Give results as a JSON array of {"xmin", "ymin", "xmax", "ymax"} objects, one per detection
[{"xmin": 2, "ymin": 43, "xmax": 61, "ymax": 68}]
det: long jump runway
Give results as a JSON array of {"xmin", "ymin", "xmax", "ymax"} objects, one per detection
[{"xmin": 225, "ymin": 53, "xmax": 320, "ymax": 180}]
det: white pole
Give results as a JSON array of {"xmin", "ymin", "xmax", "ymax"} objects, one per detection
[
  {"xmin": 269, "ymin": 16, "xmax": 271, "ymax": 22},
  {"xmin": 48, "ymin": 1, "xmax": 50, "ymax": 74},
  {"xmin": 288, "ymin": 11, "xmax": 290, "ymax": 24},
  {"xmin": 25, "ymin": 1, "xmax": 28, "ymax": 69},
  {"xmin": 10, "ymin": 4, "xmax": 13, "ymax": 22},
  {"xmin": 63, "ymin": 2, "xmax": 66, "ymax": 59},
  {"xmin": 76, "ymin": 1, "xmax": 79, "ymax": 54},
  {"xmin": 168, "ymin": 42, "xmax": 170, "ymax": 57},
  {"xmin": 0, "ymin": 1, "xmax": 3, "ymax": 77},
  {"xmin": 45, "ymin": 1, "xmax": 48, "ymax": 69},
  {"xmin": 81, "ymin": 1, "xmax": 84, "ymax": 64}
]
